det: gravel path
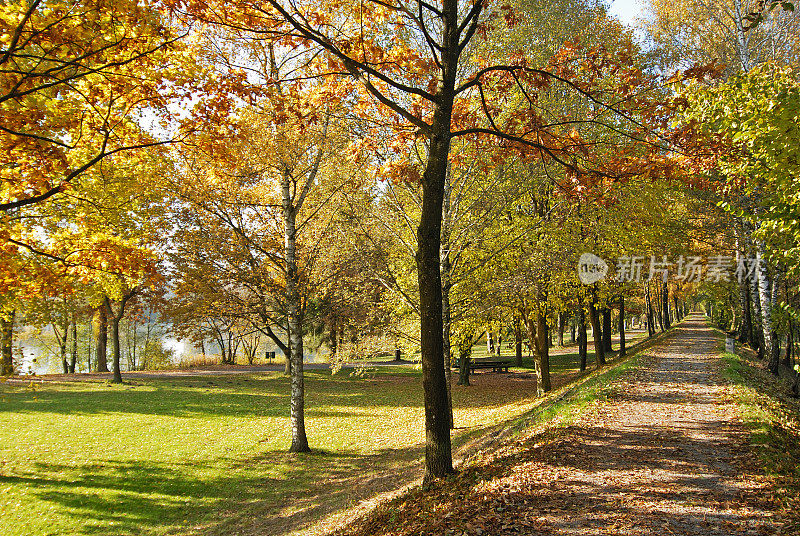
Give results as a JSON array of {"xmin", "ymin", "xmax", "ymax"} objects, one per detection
[{"xmin": 464, "ymin": 313, "xmax": 781, "ymax": 535}]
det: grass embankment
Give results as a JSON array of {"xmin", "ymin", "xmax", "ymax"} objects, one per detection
[
  {"xmin": 720, "ymin": 348, "xmax": 800, "ymax": 531},
  {"xmin": 335, "ymin": 343, "xmax": 651, "ymax": 536}
]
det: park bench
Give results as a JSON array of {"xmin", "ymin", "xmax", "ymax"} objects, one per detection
[{"xmin": 453, "ymin": 357, "xmax": 512, "ymax": 373}]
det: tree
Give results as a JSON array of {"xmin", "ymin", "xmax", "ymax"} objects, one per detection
[
  {"xmin": 169, "ymin": 77, "xmax": 358, "ymax": 451},
  {"xmin": 104, "ymin": 285, "xmax": 140, "ymax": 383},
  {"xmin": 0, "ymin": 300, "xmax": 14, "ymax": 375},
  {"xmin": 679, "ymin": 63, "xmax": 800, "ymax": 373},
  {"xmin": 26, "ymin": 295, "xmax": 75, "ymax": 374},
  {"xmin": 644, "ymin": 0, "xmax": 800, "ymax": 367},
  {"xmin": 93, "ymin": 305, "xmax": 109, "ymax": 373},
  {"xmin": 644, "ymin": 0, "xmax": 800, "ymax": 75},
  {"xmin": 0, "ymin": 0, "xmax": 190, "ymax": 212}
]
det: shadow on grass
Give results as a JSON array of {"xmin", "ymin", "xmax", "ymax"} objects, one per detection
[
  {"xmin": 0, "ymin": 385, "xmax": 378, "ymax": 419},
  {"xmin": 2, "ymin": 443, "xmax": 430, "ymax": 536}
]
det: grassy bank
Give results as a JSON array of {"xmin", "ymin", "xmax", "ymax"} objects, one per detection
[
  {"xmin": 335, "ymin": 338, "xmax": 653, "ymax": 536},
  {"xmin": 720, "ymin": 349, "xmax": 800, "ymax": 530}
]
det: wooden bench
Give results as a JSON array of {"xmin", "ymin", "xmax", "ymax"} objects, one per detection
[{"xmin": 453, "ymin": 357, "xmax": 512, "ymax": 373}]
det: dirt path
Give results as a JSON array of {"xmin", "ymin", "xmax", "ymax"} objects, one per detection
[{"xmin": 459, "ymin": 313, "xmax": 782, "ymax": 535}]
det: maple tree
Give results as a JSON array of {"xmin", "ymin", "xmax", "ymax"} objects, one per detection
[
  {"xmin": 3, "ymin": 142, "xmax": 170, "ymax": 378},
  {"xmin": 0, "ymin": 0, "xmax": 206, "ymax": 329},
  {"xmin": 0, "ymin": 0, "xmax": 191, "ymax": 211}
]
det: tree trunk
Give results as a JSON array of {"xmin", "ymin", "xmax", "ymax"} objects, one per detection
[
  {"xmin": 56, "ymin": 312, "xmax": 69, "ymax": 374},
  {"xmin": 331, "ymin": 324, "xmax": 339, "ymax": 361},
  {"xmin": 785, "ymin": 280, "xmax": 794, "ymax": 369},
  {"xmin": 283, "ymin": 171, "xmax": 310, "ymax": 453},
  {"xmin": 284, "ymin": 323, "xmax": 292, "ymax": 376},
  {"xmin": 105, "ymin": 298, "xmax": 124, "ymax": 384},
  {"xmin": 738, "ymin": 274, "xmax": 752, "ymax": 344},
  {"xmin": 662, "ymin": 281, "xmax": 671, "ymax": 330},
  {"xmin": 558, "ymin": 312, "xmax": 565, "ymax": 347},
  {"xmin": 213, "ymin": 329, "xmax": 226, "ymax": 365},
  {"xmin": 1, "ymin": 309, "xmax": 14, "ymax": 375},
  {"xmin": 458, "ymin": 343, "xmax": 471, "ymax": 386},
  {"xmin": 655, "ymin": 283, "xmax": 664, "ymax": 332},
  {"xmin": 416, "ymin": 102, "xmax": 455, "ymax": 483},
  {"xmin": 441, "ymin": 245, "xmax": 454, "ymax": 429},
  {"xmin": 756, "ymin": 248, "xmax": 773, "ymax": 365},
  {"xmin": 766, "ymin": 267, "xmax": 780, "ymax": 375},
  {"xmin": 750, "ymin": 266, "xmax": 763, "ymax": 356},
  {"xmin": 227, "ymin": 331, "xmax": 239, "ymax": 364},
  {"xmin": 94, "ymin": 306, "xmax": 108, "ymax": 373},
  {"xmin": 673, "ymin": 296, "xmax": 679, "ymax": 323},
  {"xmin": 588, "ymin": 300, "xmax": 605, "ymax": 366},
  {"xmin": 578, "ymin": 306, "xmax": 588, "ymax": 372},
  {"xmin": 534, "ymin": 312, "xmax": 551, "ymax": 395},
  {"xmin": 514, "ymin": 317, "xmax": 523, "ymax": 367},
  {"xmin": 602, "ymin": 307, "xmax": 612, "ymax": 352},
  {"xmin": 110, "ymin": 314, "xmax": 123, "ymax": 383},
  {"xmin": 69, "ymin": 312, "xmax": 78, "ymax": 373},
  {"xmin": 86, "ymin": 320, "xmax": 92, "ymax": 372},
  {"xmin": 645, "ymin": 281, "xmax": 655, "ymax": 337},
  {"xmin": 619, "ymin": 296, "xmax": 626, "ymax": 358}
]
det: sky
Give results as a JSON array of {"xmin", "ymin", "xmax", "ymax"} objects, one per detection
[{"xmin": 608, "ymin": 0, "xmax": 647, "ymax": 27}]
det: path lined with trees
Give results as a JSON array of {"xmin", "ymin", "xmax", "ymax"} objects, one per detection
[
  {"xmin": 337, "ymin": 313, "xmax": 786, "ymax": 535},
  {"xmin": 2, "ymin": 0, "xmax": 800, "ymax": 532},
  {"xmin": 517, "ymin": 314, "xmax": 780, "ymax": 534}
]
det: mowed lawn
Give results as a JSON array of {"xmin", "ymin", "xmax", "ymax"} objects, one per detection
[{"xmin": 0, "ymin": 359, "xmax": 588, "ymax": 536}]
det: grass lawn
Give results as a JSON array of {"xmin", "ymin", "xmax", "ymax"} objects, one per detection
[
  {"xmin": 468, "ymin": 330, "xmax": 647, "ymax": 361},
  {"xmin": 0, "ymin": 365, "xmax": 559, "ymax": 536}
]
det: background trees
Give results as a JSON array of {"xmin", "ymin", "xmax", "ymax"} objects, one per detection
[{"xmin": 678, "ymin": 64, "xmax": 800, "ymax": 374}]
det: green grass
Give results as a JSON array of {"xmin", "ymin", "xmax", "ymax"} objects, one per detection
[
  {"xmin": 0, "ymin": 366, "xmax": 563, "ymax": 536},
  {"xmin": 0, "ymin": 327, "xmax": 656, "ymax": 536},
  {"xmin": 503, "ymin": 344, "xmax": 648, "ymax": 440}
]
